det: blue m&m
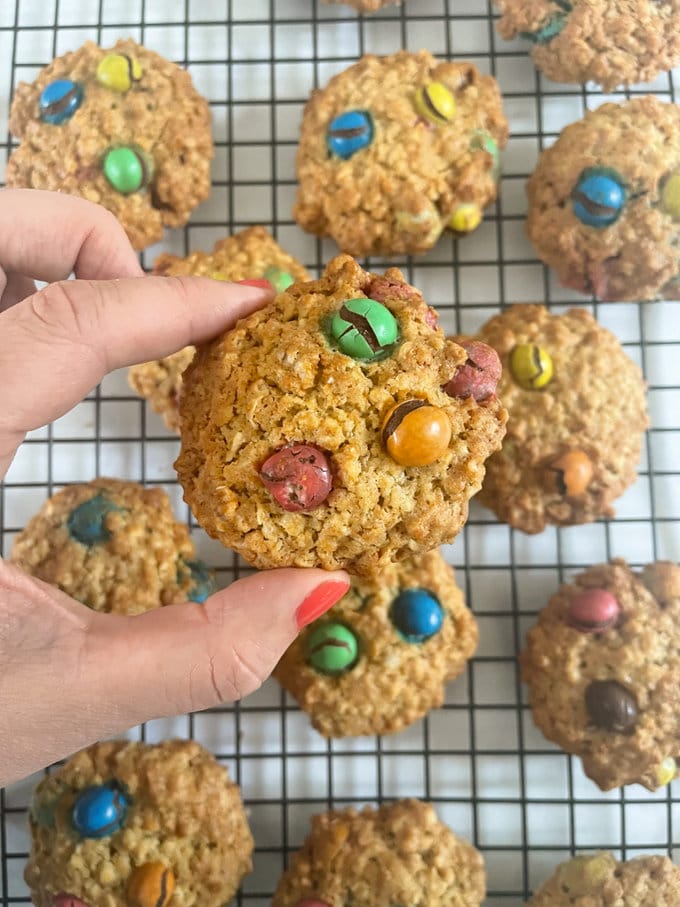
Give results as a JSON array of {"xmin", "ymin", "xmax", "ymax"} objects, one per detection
[
  {"xmin": 71, "ymin": 782, "xmax": 129, "ymax": 838},
  {"xmin": 67, "ymin": 494, "xmax": 119, "ymax": 546},
  {"xmin": 572, "ymin": 167, "xmax": 626, "ymax": 228},
  {"xmin": 390, "ymin": 588, "xmax": 444, "ymax": 643},
  {"xmin": 327, "ymin": 110, "xmax": 373, "ymax": 160},
  {"xmin": 39, "ymin": 80, "xmax": 83, "ymax": 124},
  {"xmin": 184, "ymin": 559, "xmax": 215, "ymax": 603}
]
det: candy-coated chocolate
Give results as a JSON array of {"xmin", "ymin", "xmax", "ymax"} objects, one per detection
[
  {"xmin": 390, "ymin": 588, "xmax": 444, "ymax": 642},
  {"xmin": 414, "ymin": 81, "xmax": 456, "ymax": 124},
  {"xmin": 661, "ymin": 172, "xmax": 680, "ymax": 221},
  {"xmin": 572, "ymin": 167, "xmax": 626, "ymax": 228},
  {"xmin": 67, "ymin": 494, "xmax": 119, "ymax": 546},
  {"xmin": 656, "ymin": 756, "xmax": 676, "ymax": 787},
  {"xmin": 520, "ymin": 10, "xmax": 569, "ymax": 44},
  {"xmin": 330, "ymin": 298, "xmax": 399, "ymax": 361},
  {"xmin": 263, "ymin": 265, "xmax": 295, "ymax": 293},
  {"xmin": 39, "ymin": 79, "xmax": 83, "ymax": 125},
  {"xmin": 448, "ymin": 203, "xmax": 482, "ymax": 234},
  {"xmin": 548, "ymin": 449, "xmax": 593, "ymax": 496},
  {"xmin": 96, "ymin": 53, "xmax": 142, "ymax": 93},
  {"xmin": 103, "ymin": 146, "xmax": 149, "ymax": 194},
  {"xmin": 556, "ymin": 855, "xmax": 612, "ymax": 895},
  {"xmin": 584, "ymin": 680, "xmax": 638, "ymax": 734},
  {"xmin": 71, "ymin": 782, "xmax": 129, "ymax": 838},
  {"xmin": 127, "ymin": 862, "xmax": 176, "ymax": 907},
  {"xmin": 509, "ymin": 343, "xmax": 553, "ymax": 390},
  {"xmin": 382, "ymin": 400, "xmax": 452, "ymax": 467},
  {"xmin": 306, "ymin": 622, "xmax": 359, "ymax": 675},
  {"xmin": 259, "ymin": 444, "xmax": 332, "ymax": 512},
  {"xmin": 567, "ymin": 588, "xmax": 620, "ymax": 633},
  {"xmin": 444, "ymin": 340, "xmax": 501, "ymax": 401},
  {"xmin": 52, "ymin": 894, "xmax": 89, "ymax": 907},
  {"xmin": 471, "ymin": 130, "xmax": 500, "ymax": 179},
  {"xmin": 183, "ymin": 559, "xmax": 215, "ymax": 603},
  {"xmin": 327, "ymin": 110, "xmax": 373, "ymax": 160}
]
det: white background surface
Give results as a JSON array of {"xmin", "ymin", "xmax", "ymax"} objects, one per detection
[{"xmin": 1, "ymin": 1, "xmax": 680, "ymax": 904}]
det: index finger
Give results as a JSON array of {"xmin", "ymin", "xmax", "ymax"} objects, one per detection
[{"xmin": 0, "ymin": 188, "xmax": 144, "ymax": 282}]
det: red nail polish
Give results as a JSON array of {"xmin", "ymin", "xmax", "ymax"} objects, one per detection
[
  {"xmin": 237, "ymin": 278, "xmax": 273, "ymax": 289},
  {"xmin": 295, "ymin": 580, "xmax": 350, "ymax": 630}
]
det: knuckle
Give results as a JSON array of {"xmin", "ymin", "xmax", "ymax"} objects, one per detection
[{"xmin": 28, "ymin": 280, "xmax": 89, "ymax": 336}]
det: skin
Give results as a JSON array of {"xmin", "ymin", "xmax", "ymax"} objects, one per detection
[{"xmin": 0, "ymin": 189, "xmax": 348, "ymax": 787}]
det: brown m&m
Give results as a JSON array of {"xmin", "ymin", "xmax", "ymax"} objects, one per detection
[{"xmin": 585, "ymin": 680, "xmax": 638, "ymax": 734}]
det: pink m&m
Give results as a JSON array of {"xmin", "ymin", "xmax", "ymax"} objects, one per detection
[
  {"xmin": 53, "ymin": 895, "xmax": 89, "ymax": 907},
  {"xmin": 567, "ymin": 588, "xmax": 620, "ymax": 634}
]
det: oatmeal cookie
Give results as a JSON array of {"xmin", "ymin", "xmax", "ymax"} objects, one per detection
[
  {"xmin": 466, "ymin": 304, "xmax": 648, "ymax": 533},
  {"xmin": 272, "ymin": 799, "xmax": 485, "ymax": 907},
  {"xmin": 274, "ymin": 548, "xmax": 477, "ymax": 736},
  {"xmin": 9, "ymin": 478, "xmax": 214, "ymax": 615},
  {"xmin": 495, "ymin": 0, "xmax": 680, "ymax": 91},
  {"xmin": 521, "ymin": 559, "xmax": 680, "ymax": 791},
  {"xmin": 128, "ymin": 227, "xmax": 311, "ymax": 432},
  {"xmin": 25, "ymin": 739, "xmax": 253, "ymax": 907},
  {"xmin": 175, "ymin": 255, "xmax": 507, "ymax": 576},
  {"xmin": 7, "ymin": 39, "xmax": 213, "ymax": 250},
  {"xmin": 294, "ymin": 51, "xmax": 508, "ymax": 256},
  {"xmin": 526, "ymin": 852, "xmax": 680, "ymax": 905},
  {"xmin": 527, "ymin": 96, "xmax": 680, "ymax": 301}
]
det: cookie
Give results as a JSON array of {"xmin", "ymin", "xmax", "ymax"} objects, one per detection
[
  {"xmin": 465, "ymin": 304, "xmax": 648, "ymax": 534},
  {"xmin": 175, "ymin": 254, "xmax": 507, "ymax": 576},
  {"xmin": 526, "ymin": 852, "xmax": 680, "ymax": 905},
  {"xmin": 294, "ymin": 51, "xmax": 508, "ymax": 256},
  {"xmin": 25, "ymin": 739, "xmax": 253, "ymax": 907},
  {"xmin": 527, "ymin": 96, "xmax": 680, "ymax": 301},
  {"xmin": 128, "ymin": 227, "xmax": 311, "ymax": 432},
  {"xmin": 271, "ymin": 799, "xmax": 485, "ymax": 907},
  {"xmin": 521, "ymin": 559, "xmax": 680, "ymax": 791},
  {"xmin": 495, "ymin": 0, "xmax": 680, "ymax": 91},
  {"xmin": 7, "ymin": 39, "xmax": 213, "ymax": 250},
  {"xmin": 9, "ymin": 478, "xmax": 214, "ymax": 615},
  {"xmin": 274, "ymin": 548, "xmax": 477, "ymax": 737}
]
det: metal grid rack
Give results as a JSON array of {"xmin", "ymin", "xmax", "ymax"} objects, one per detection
[{"xmin": 1, "ymin": 1, "xmax": 679, "ymax": 904}]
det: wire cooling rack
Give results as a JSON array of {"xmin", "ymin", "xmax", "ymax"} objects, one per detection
[{"xmin": 1, "ymin": 1, "xmax": 680, "ymax": 904}]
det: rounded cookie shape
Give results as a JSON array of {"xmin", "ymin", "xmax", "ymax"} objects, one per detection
[
  {"xmin": 294, "ymin": 51, "xmax": 508, "ymax": 256},
  {"xmin": 526, "ymin": 852, "xmax": 680, "ymax": 905},
  {"xmin": 274, "ymin": 549, "xmax": 478, "ymax": 736},
  {"xmin": 175, "ymin": 255, "xmax": 507, "ymax": 575},
  {"xmin": 495, "ymin": 0, "xmax": 680, "ymax": 91},
  {"xmin": 6, "ymin": 39, "xmax": 213, "ymax": 250},
  {"xmin": 271, "ymin": 799, "xmax": 485, "ymax": 907},
  {"xmin": 521, "ymin": 559, "xmax": 680, "ymax": 791},
  {"xmin": 470, "ymin": 304, "xmax": 648, "ymax": 533},
  {"xmin": 527, "ymin": 97, "xmax": 680, "ymax": 301},
  {"xmin": 25, "ymin": 740, "xmax": 253, "ymax": 907},
  {"xmin": 9, "ymin": 478, "xmax": 215, "ymax": 614},
  {"xmin": 128, "ymin": 226, "xmax": 311, "ymax": 432}
]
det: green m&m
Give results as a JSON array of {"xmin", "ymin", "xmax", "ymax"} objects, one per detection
[
  {"xmin": 306, "ymin": 622, "xmax": 359, "ymax": 675},
  {"xmin": 102, "ymin": 146, "xmax": 150, "ymax": 194},
  {"xmin": 330, "ymin": 297, "xmax": 399, "ymax": 361},
  {"xmin": 263, "ymin": 265, "xmax": 295, "ymax": 293}
]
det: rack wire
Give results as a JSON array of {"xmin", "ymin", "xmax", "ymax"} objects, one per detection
[{"xmin": 1, "ymin": 1, "xmax": 679, "ymax": 904}]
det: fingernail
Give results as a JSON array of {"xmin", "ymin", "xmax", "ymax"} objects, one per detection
[
  {"xmin": 295, "ymin": 580, "xmax": 350, "ymax": 630},
  {"xmin": 237, "ymin": 278, "xmax": 273, "ymax": 289}
]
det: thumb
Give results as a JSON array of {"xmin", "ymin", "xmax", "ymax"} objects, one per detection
[{"xmin": 105, "ymin": 569, "xmax": 350, "ymax": 721}]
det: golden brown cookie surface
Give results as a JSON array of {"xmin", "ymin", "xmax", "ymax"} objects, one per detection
[
  {"xmin": 495, "ymin": 0, "xmax": 680, "ymax": 90},
  {"xmin": 25, "ymin": 740, "xmax": 253, "ymax": 907},
  {"xmin": 128, "ymin": 227, "xmax": 311, "ymax": 432},
  {"xmin": 470, "ymin": 304, "xmax": 648, "ymax": 533},
  {"xmin": 175, "ymin": 255, "xmax": 507, "ymax": 575},
  {"xmin": 275, "ymin": 549, "xmax": 477, "ymax": 736},
  {"xmin": 294, "ymin": 51, "xmax": 507, "ymax": 256},
  {"xmin": 526, "ymin": 852, "xmax": 680, "ymax": 905},
  {"xmin": 527, "ymin": 97, "xmax": 680, "ymax": 301},
  {"xmin": 7, "ymin": 40, "xmax": 213, "ymax": 250},
  {"xmin": 10, "ymin": 478, "xmax": 214, "ymax": 614},
  {"xmin": 272, "ymin": 799, "xmax": 485, "ymax": 907},
  {"xmin": 521, "ymin": 559, "xmax": 680, "ymax": 791}
]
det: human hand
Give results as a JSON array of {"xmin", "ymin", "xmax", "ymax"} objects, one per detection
[{"xmin": 0, "ymin": 189, "xmax": 349, "ymax": 787}]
